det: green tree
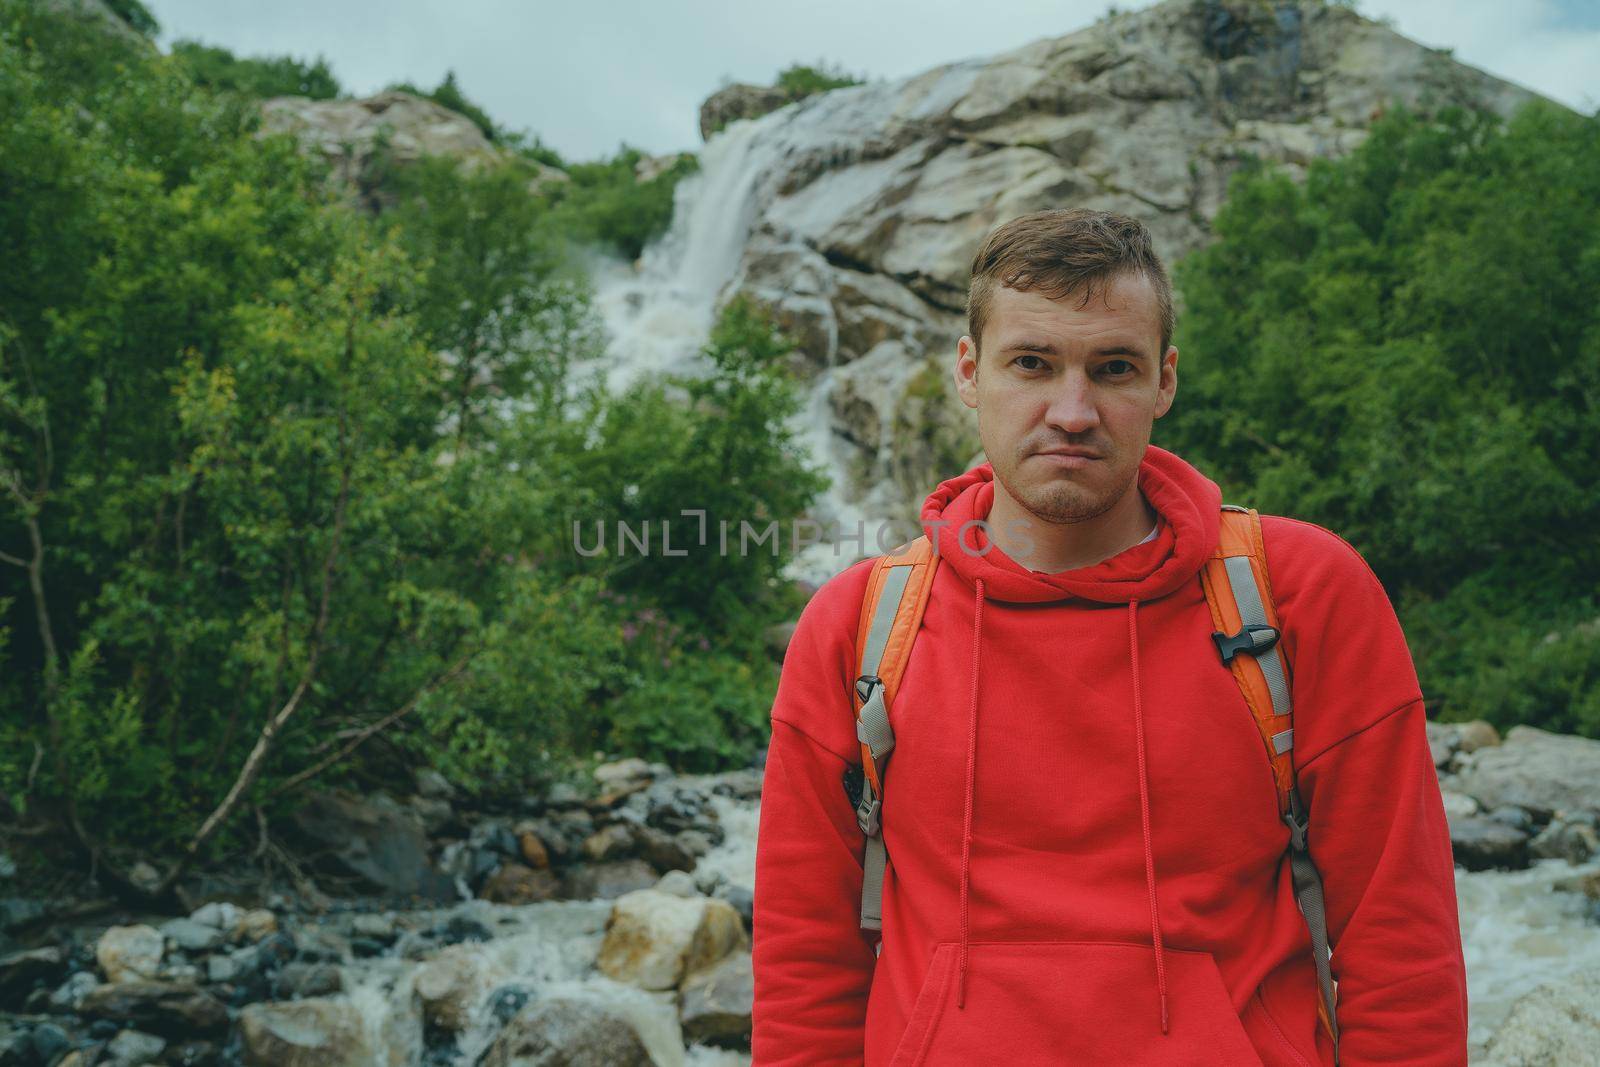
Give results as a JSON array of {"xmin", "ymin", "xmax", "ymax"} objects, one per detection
[
  {"xmin": 171, "ymin": 40, "xmax": 341, "ymax": 100},
  {"xmin": 1157, "ymin": 101, "xmax": 1600, "ymax": 736}
]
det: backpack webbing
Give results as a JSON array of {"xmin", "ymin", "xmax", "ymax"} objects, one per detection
[{"xmin": 848, "ymin": 506, "xmax": 1341, "ymax": 1063}]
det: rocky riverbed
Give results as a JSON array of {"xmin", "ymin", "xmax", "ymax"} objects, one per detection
[{"xmin": 2, "ymin": 723, "xmax": 1598, "ymax": 1066}]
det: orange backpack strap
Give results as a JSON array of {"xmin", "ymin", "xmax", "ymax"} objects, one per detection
[
  {"xmin": 850, "ymin": 535, "xmax": 939, "ymax": 933},
  {"xmin": 1200, "ymin": 505, "xmax": 1342, "ymax": 1064}
]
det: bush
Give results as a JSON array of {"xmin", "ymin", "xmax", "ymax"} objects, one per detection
[
  {"xmin": 1157, "ymin": 101, "xmax": 1600, "ymax": 734},
  {"xmin": 171, "ymin": 40, "xmax": 341, "ymax": 99}
]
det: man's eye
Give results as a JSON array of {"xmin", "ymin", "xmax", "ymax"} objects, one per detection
[
  {"xmin": 1103, "ymin": 360, "xmax": 1135, "ymax": 376},
  {"xmin": 1014, "ymin": 355, "xmax": 1047, "ymax": 371}
]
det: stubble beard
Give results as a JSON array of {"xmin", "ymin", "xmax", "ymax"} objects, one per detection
[{"xmin": 996, "ymin": 447, "xmax": 1135, "ymax": 526}]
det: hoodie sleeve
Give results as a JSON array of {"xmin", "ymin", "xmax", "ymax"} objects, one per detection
[
  {"xmin": 752, "ymin": 559, "xmax": 880, "ymax": 1066},
  {"xmin": 1262, "ymin": 517, "xmax": 1469, "ymax": 1066}
]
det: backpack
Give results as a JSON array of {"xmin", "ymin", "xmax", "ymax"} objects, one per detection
[{"xmin": 842, "ymin": 504, "xmax": 1342, "ymax": 1062}]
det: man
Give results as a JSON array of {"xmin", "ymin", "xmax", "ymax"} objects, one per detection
[{"xmin": 750, "ymin": 208, "xmax": 1467, "ymax": 1065}]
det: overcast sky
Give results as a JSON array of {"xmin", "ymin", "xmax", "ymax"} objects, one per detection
[{"xmin": 144, "ymin": 0, "xmax": 1600, "ymax": 162}]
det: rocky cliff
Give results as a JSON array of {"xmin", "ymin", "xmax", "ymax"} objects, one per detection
[{"xmin": 685, "ymin": 0, "xmax": 1551, "ymax": 551}]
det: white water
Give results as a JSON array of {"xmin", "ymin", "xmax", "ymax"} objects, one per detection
[
  {"xmin": 581, "ymin": 68, "xmax": 994, "ymax": 589},
  {"xmin": 327, "ymin": 790, "xmax": 1598, "ymax": 1065}
]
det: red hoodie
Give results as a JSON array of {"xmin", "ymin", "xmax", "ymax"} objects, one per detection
[{"xmin": 751, "ymin": 445, "xmax": 1467, "ymax": 1066}]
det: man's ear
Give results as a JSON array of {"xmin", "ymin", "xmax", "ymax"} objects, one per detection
[
  {"xmin": 955, "ymin": 335, "xmax": 980, "ymax": 410},
  {"xmin": 1154, "ymin": 345, "xmax": 1178, "ymax": 419}
]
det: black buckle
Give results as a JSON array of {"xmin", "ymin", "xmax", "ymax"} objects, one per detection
[
  {"xmin": 1212, "ymin": 623, "xmax": 1279, "ymax": 664},
  {"xmin": 855, "ymin": 674, "xmax": 882, "ymax": 704}
]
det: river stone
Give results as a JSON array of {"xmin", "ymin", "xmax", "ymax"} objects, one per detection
[
  {"xmin": 561, "ymin": 858, "xmax": 658, "ymax": 901},
  {"xmin": 1454, "ymin": 726, "xmax": 1600, "ymax": 821},
  {"xmin": 582, "ymin": 823, "xmax": 635, "ymax": 862},
  {"xmin": 514, "ymin": 823, "xmax": 550, "ymax": 869},
  {"xmin": 1439, "ymin": 790, "xmax": 1479, "ymax": 819},
  {"xmin": 97, "ymin": 925, "xmax": 164, "ymax": 983},
  {"xmin": 287, "ymin": 789, "xmax": 454, "ymax": 901},
  {"xmin": 161, "ymin": 917, "xmax": 225, "ymax": 953},
  {"xmin": 1482, "ymin": 970, "xmax": 1600, "ymax": 1066},
  {"xmin": 0, "ymin": 946, "xmax": 66, "ymax": 1002},
  {"xmin": 239, "ymin": 998, "xmax": 373, "ymax": 1067},
  {"xmin": 103, "ymin": 1028, "xmax": 165, "ymax": 1067},
  {"xmin": 1530, "ymin": 818, "xmax": 1599, "ymax": 865},
  {"xmin": 480, "ymin": 997, "xmax": 653, "ymax": 1067},
  {"xmin": 597, "ymin": 888, "xmax": 748, "ymax": 991},
  {"xmin": 80, "ymin": 980, "xmax": 229, "ymax": 1037},
  {"xmin": 480, "ymin": 863, "xmax": 560, "ymax": 905},
  {"xmin": 1448, "ymin": 813, "xmax": 1530, "ymax": 871},
  {"xmin": 233, "ymin": 908, "xmax": 279, "ymax": 944},
  {"xmin": 412, "ymin": 944, "xmax": 509, "ymax": 1032},
  {"xmin": 680, "ymin": 950, "xmax": 754, "ymax": 1048},
  {"xmin": 273, "ymin": 962, "xmax": 343, "ymax": 999},
  {"xmin": 189, "ymin": 901, "xmax": 242, "ymax": 931}
]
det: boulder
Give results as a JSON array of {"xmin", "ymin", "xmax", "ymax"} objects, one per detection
[
  {"xmin": 680, "ymin": 950, "xmax": 754, "ymax": 1048},
  {"xmin": 0, "ymin": 946, "xmax": 66, "ymax": 1003},
  {"xmin": 103, "ymin": 1029, "xmax": 165, "ymax": 1067},
  {"xmin": 79, "ymin": 980, "xmax": 229, "ymax": 1037},
  {"xmin": 412, "ymin": 944, "xmax": 509, "ymax": 1032},
  {"xmin": 160, "ymin": 917, "xmax": 225, "ymax": 953},
  {"xmin": 96, "ymin": 925, "xmax": 164, "ymax": 983},
  {"xmin": 699, "ymin": 83, "xmax": 794, "ymax": 141},
  {"xmin": 238, "ymin": 998, "xmax": 372, "ymax": 1067},
  {"xmin": 1481, "ymin": 971, "xmax": 1600, "ymax": 1066},
  {"xmin": 480, "ymin": 998, "xmax": 653, "ymax": 1067},
  {"xmin": 480, "ymin": 863, "xmax": 560, "ymax": 905},
  {"xmin": 561, "ymin": 858, "xmax": 659, "ymax": 901},
  {"xmin": 287, "ymin": 789, "xmax": 454, "ymax": 901},
  {"xmin": 596, "ymin": 888, "xmax": 748, "ymax": 991},
  {"xmin": 1447, "ymin": 814, "xmax": 1530, "ymax": 871},
  {"xmin": 1454, "ymin": 726, "xmax": 1600, "ymax": 821}
]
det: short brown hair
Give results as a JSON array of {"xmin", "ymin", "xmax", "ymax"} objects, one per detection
[{"xmin": 966, "ymin": 208, "xmax": 1174, "ymax": 358}]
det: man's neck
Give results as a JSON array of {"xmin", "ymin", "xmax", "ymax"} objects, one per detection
[{"xmin": 986, "ymin": 476, "xmax": 1160, "ymax": 575}]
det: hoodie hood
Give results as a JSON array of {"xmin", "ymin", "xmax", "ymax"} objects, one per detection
[
  {"xmin": 917, "ymin": 443, "xmax": 1224, "ymax": 1034},
  {"xmin": 919, "ymin": 443, "xmax": 1221, "ymax": 605}
]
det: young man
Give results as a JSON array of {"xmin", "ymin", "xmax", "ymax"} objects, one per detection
[{"xmin": 750, "ymin": 209, "xmax": 1468, "ymax": 1065}]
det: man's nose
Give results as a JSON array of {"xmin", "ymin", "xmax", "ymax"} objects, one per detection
[{"xmin": 1043, "ymin": 369, "xmax": 1100, "ymax": 434}]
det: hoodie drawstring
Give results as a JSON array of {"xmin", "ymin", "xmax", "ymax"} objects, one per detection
[
  {"xmin": 1128, "ymin": 598, "xmax": 1170, "ymax": 1034},
  {"xmin": 956, "ymin": 577, "xmax": 984, "ymax": 1009},
  {"xmin": 951, "ymin": 584, "xmax": 1169, "ymax": 1036}
]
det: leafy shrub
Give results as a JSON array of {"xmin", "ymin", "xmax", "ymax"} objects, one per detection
[{"xmin": 1157, "ymin": 101, "xmax": 1600, "ymax": 734}]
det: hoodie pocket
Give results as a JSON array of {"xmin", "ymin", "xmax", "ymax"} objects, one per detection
[{"xmin": 886, "ymin": 941, "xmax": 1263, "ymax": 1067}]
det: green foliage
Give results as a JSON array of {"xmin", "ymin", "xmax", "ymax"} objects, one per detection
[
  {"xmin": 387, "ymin": 70, "xmax": 498, "ymax": 142},
  {"xmin": 171, "ymin": 40, "xmax": 341, "ymax": 100},
  {"xmin": 542, "ymin": 146, "xmax": 701, "ymax": 261},
  {"xmin": 0, "ymin": 3, "xmax": 820, "ymax": 864},
  {"xmin": 103, "ymin": 0, "xmax": 158, "ymax": 36},
  {"xmin": 774, "ymin": 60, "xmax": 865, "ymax": 98},
  {"xmin": 1158, "ymin": 101, "xmax": 1600, "ymax": 735}
]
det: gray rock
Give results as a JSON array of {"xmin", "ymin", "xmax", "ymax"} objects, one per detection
[
  {"xmin": 1529, "ymin": 818, "xmax": 1599, "ymax": 865},
  {"xmin": 188, "ymin": 902, "xmax": 242, "ymax": 931},
  {"xmin": 415, "ymin": 768, "xmax": 456, "ymax": 800},
  {"xmin": 680, "ymin": 950, "xmax": 754, "ymax": 1049},
  {"xmin": 1448, "ymin": 813, "xmax": 1530, "ymax": 871},
  {"xmin": 96, "ymin": 924, "xmax": 164, "ymax": 983},
  {"xmin": 238, "ymin": 997, "xmax": 372, "ymax": 1067},
  {"xmin": 480, "ymin": 998, "xmax": 654, "ymax": 1067},
  {"xmin": 597, "ymin": 888, "xmax": 748, "ymax": 991},
  {"xmin": 1455, "ymin": 726, "xmax": 1600, "ymax": 821},
  {"xmin": 654, "ymin": 870, "xmax": 698, "ymax": 898},
  {"xmin": 1482, "ymin": 971, "xmax": 1600, "ymax": 1066},
  {"xmin": 49, "ymin": 969, "xmax": 100, "ymax": 1011},
  {"xmin": 273, "ymin": 962, "xmax": 344, "ymax": 999},
  {"xmin": 700, "ymin": 82, "xmax": 794, "ymax": 141},
  {"xmin": 560, "ymin": 859, "xmax": 659, "ymax": 901},
  {"xmin": 0, "ymin": 945, "xmax": 66, "ymax": 1002},
  {"xmin": 287, "ymin": 789, "xmax": 454, "ymax": 901},
  {"xmin": 103, "ymin": 1029, "xmax": 166, "ymax": 1067},
  {"xmin": 349, "ymin": 913, "xmax": 396, "ymax": 942},
  {"xmin": 79, "ymin": 980, "xmax": 229, "ymax": 1037},
  {"xmin": 161, "ymin": 917, "xmax": 225, "ymax": 953}
]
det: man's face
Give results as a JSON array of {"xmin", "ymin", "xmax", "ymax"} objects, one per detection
[{"xmin": 953, "ymin": 272, "xmax": 1178, "ymax": 525}]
